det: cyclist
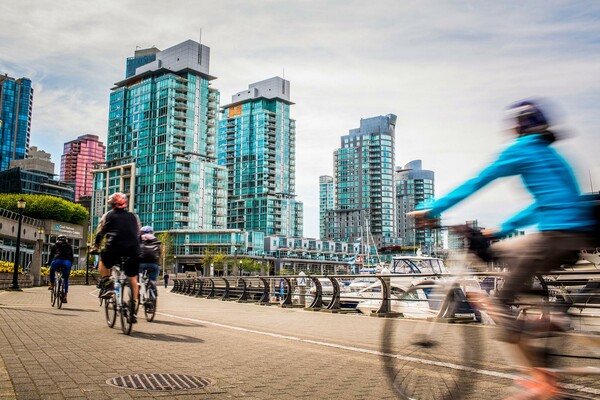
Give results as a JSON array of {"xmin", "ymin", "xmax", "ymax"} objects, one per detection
[
  {"xmin": 139, "ymin": 225, "xmax": 161, "ymax": 298},
  {"xmin": 411, "ymin": 99, "xmax": 596, "ymax": 399},
  {"xmin": 92, "ymin": 192, "xmax": 141, "ymax": 322},
  {"xmin": 48, "ymin": 235, "xmax": 73, "ymax": 303}
]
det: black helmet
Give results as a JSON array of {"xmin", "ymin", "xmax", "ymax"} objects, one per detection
[{"xmin": 506, "ymin": 99, "xmax": 550, "ymax": 135}]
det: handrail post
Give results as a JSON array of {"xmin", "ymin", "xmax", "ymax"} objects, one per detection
[
  {"xmin": 238, "ymin": 277, "xmax": 251, "ymax": 302},
  {"xmin": 323, "ymin": 276, "xmax": 342, "ymax": 312}
]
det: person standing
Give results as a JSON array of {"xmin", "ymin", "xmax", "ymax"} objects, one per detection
[
  {"xmin": 48, "ymin": 235, "xmax": 73, "ymax": 303},
  {"xmin": 163, "ymin": 272, "xmax": 170, "ymax": 288}
]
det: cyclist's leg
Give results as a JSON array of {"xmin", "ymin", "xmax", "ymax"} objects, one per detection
[
  {"xmin": 492, "ymin": 232, "xmax": 590, "ymax": 397},
  {"xmin": 49, "ymin": 260, "xmax": 58, "ymax": 289},
  {"xmin": 61, "ymin": 260, "xmax": 72, "ymax": 293},
  {"xmin": 98, "ymin": 251, "xmax": 117, "ymax": 297},
  {"xmin": 148, "ymin": 264, "xmax": 159, "ymax": 296},
  {"xmin": 124, "ymin": 256, "xmax": 140, "ymax": 309}
]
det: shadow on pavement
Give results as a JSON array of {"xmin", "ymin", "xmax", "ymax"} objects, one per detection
[
  {"xmin": 0, "ymin": 306, "xmax": 77, "ymax": 316},
  {"xmin": 151, "ymin": 320, "xmax": 205, "ymax": 328},
  {"xmin": 62, "ymin": 308, "xmax": 99, "ymax": 313},
  {"xmin": 131, "ymin": 331, "xmax": 205, "ymax": 343}
]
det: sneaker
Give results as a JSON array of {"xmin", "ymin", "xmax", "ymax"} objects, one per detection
[
  {"xmin": 62, "ymin": 294, "xmax": 68, "ymax": 304},
  {"xmin": 507, "ymin": 369, "xmax": 560, "ymax": 400},
  {"xmin": 129, "ymin": 301, "xmax": 138, "ymax": 323},
  {"xmin": 99, "ymin": 278, "xmax": 115, "ymax": 299}
]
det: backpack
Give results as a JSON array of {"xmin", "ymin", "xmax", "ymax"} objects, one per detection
[{"xmin": 140, "ymin": 239, "xmax": 161, "ymax": 263}]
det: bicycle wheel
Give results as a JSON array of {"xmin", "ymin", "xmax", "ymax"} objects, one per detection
[
  {"xmin": 56, "ymin": 277, "xmax": 64, "ymax": 309},
  {"xmin": 120, "ymin": 281, "xmax": 134, "ymax": 335},
  {"xmin": 105, "ymin": 294, "xmax": 117, "ymax": 328},
  {"xmin": 381, "ymin": 282, "xmax": 481, "ymax": 399},
  {"xmin": 144, "ymin": 294, "xmax": 156, "ymax": 322},
  {"xmin": 50, "ymin": 280, "xmax": 56, "ymax": 307}
]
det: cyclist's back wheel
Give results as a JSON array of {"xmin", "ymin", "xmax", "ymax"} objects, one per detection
[
  {"xmin": 144, "ymin": 297, "xmax": 156, "ymax": 322},
  {"xmin": 120, "ymin": 281, "xmax": 134, "ymax": 335},
  {"xmin": 382, "ymin": 319, "xmax": 481, "ymax": 399},
  {"xmin": 105, "ymin": 294, "xmax": 117, "ymax": 328},
  {"xmin": 56, "ymin": 278, "xmax": 64, "ymax": 309},
  {"xmin": 50, "ymin": 284, "xmax": 56, "ymax": 306}
]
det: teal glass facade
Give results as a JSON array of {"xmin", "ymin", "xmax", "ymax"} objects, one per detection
[
  {"xmin": 92, "ymin": 41, "xmax": 226, "ymax": 232},
  {"xmin": 395, "ymin": 160, "xmax": 435, "ymax": 250},
  {"xmin": 333, "ymin": 114, "xmax": 397, "ymax": 244},
  {"xmin": 218, "ymin": 77, "xmax": 303, "ymax": 237},
  {"xmin": 0, "ymin": 75, "xmax": 33, "ymax": 171},
  {"xmin": 319, "ymin": 175, "xmax": 334, "ymax": 239}
]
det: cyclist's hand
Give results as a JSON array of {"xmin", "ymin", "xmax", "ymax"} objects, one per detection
[
  {"xmin": 89, "ymin": 246, "xmax": 100, "ymax": 254},
  {"xmin": 407, "ymin": 210, "xmax": 440, "ymax": 229}
]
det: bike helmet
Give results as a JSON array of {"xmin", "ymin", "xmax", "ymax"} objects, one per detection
[
  {"xmin": 141, "ymin": 226, "xmax": 154, "ymax": 234},
  {"xmin": 506, "ymin": 99, "xmax": 550, "ymax": 135},
  {"xmin": 108, "ymin": 192, "xmax": 128, "ymax": 209},
  {"xmin": 56, "ymin": 235, "xmax": 67, "ymax": 243}
]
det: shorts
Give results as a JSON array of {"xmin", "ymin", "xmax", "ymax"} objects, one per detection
[{"xmin": 101, "ymin": 248, "xmax": 140, "ymax": 277}]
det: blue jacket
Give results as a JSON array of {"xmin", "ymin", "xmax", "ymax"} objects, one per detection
[{"xmin": 420, "ymin": 134, "xmax": 595, "ymax": 237}]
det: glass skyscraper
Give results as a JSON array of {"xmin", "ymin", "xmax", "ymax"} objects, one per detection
[
  {"xmin": 218, "ymin": 77, "xmax": 303, "ymax": 237},
  {"xmin": 92, "ymin": 40, "xmax": 227, "ymax": 231},
  {"xmin": 0, "ymin": 75, "xmax": 33, "ymax": 171},
  {"xmin": 61, "ymin": 134, "xmax": 106, "ymax": 202},
  {"xmin": 319, "ymin": 175, "xmax": 334, "ymax": 239},
  {"xmin": 332, "ymin": 114, "xmax": 397, "ymax": 246},
  {"xmin": 395, "ymin": 160, "xmax": 435, "ymax": 250}
]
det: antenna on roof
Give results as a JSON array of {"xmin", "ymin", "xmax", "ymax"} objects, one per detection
[
  {"xmin": 282, "ymin": 67, "xmax": 285, "ymax": 79},
  {"xmin": 135, "ymin": 45, "xmax": 141, "ymax": 51}
]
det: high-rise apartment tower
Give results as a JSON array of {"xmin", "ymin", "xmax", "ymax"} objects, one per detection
[
  {"xmin": 0, "ymin": 74, "xmax": 33, "ymax": 171},
  {"xmin": 319, "ymin": 175, "xmax": 334, "ymax": 239},
  {"xmin": 395, "ymin": 160, "xmax": 435, "ymax": 250},
  {"xmin": 92, "ymin": 40, "xmax": 226, "ymax": 231},
  {"xmin": 218, "ymin": 77, "xmax": 303, "ymax": 237},
  {"xmin": 61, "ymin": 134, "xmax": 105, "ymax": 201},
  {"xmin": 331, "ymin": 114, "xmax": 397, "ymax": 245}
]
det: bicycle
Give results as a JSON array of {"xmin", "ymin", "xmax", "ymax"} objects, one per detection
[
  {"xmin": 50, "ymin": 266, "xmax": 66, "ymax": 309},
  {"xmin": 103, "ymin": 257, "xmax": 136, "ymax": 335},
  {"xmin": 138, "ymin": 269, "xmax": 157, "ymax": 322},
  {"xmin": 381, "ymin": 224, "xmax": 600, "ymax": 400}
]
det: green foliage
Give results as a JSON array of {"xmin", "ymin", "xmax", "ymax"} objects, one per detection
[
  {"xmin": 0, "ymin": 194, "xmax": 88, "ymax": 224},
  {"xmin": 156, "ymin": 231, "xmax": 174, "ymax": 273}
]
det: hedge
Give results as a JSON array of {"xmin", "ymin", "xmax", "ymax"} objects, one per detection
[{"xmin": 0, "ymin": 194, "xmax": 88, "ymax": 225}]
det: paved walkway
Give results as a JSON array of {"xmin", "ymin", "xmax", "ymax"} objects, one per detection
[{"xmin": 0, "ymin": 285, "xmax": 598, "ymax": 399}]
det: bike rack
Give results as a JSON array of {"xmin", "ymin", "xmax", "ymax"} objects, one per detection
[
  {"xmin": 323, "ymin": 276, "xmax": 342, "ymax": 312},
  {"xmin": 195, "ymin": 278, "xmax": 205, "ymax": 297},
  {"xmin": 220, "ymin": 278, "xmax": 231, "ymax": 300},
  {"xmin": 257, "ymin": 277, "xmax": 270, "ymax": 303},
  {"xmin": 237, "ymin": 278, "xmax": 251, "ymax": 302},
  {"xmin": 306, "ymin": 276, "xmax": 323, "ymax": 310},
  {"xmin": 206, "ymin": 278, "xmax": 216, "ymax": 298},
  {"xmin": 280, "ymin": 277, "xmax": 294, "ymax": 307}
]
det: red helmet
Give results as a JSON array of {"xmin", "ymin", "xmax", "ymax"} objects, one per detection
[{"xmin": 108, "ymin": 192, "xmax": 128, "ymax": 209}]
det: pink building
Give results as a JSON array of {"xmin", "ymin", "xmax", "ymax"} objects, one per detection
[{"xmin": 60, "ymin": 134, "xmax": 106, "ymax": 202}]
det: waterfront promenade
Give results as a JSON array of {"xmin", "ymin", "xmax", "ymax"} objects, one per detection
[{"xmin": 0, "ymin": 286, "xmax": 596, "ymax": 399}]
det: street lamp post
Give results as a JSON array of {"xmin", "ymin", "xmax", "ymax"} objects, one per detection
[{"xmin": 10, "ymin": 198, "xmax": 26, "ymax": 291}]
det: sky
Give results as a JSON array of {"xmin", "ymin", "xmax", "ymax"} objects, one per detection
[{"xmin": 1, "ymin": 1, "xmax": 599, "ymax": 238}]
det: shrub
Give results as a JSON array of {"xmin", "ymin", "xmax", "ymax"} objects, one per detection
[{"xmin": 0, "ymin": 194, "xmax": 88, "ymax": 225}]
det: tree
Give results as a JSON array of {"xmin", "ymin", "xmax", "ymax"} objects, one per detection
[{"xmin": 156, "ymin": 231, "xmax": 174, "ymax": 274}]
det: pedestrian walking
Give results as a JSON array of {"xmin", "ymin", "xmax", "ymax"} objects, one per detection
[{"xmin": 164, "ymin": 273, "xmax": 169, "ymax": 288}]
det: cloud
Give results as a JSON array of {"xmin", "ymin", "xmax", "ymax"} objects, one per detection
[{"xmin": 1, "ymin": 0, "xmax": 599, "ymax": 238}]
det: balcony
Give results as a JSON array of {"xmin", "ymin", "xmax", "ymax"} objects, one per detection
[
  {"xmin": 176, "ymin": 196, "xmax": 190, "ymax": 202},
  {"xmin": 174, "ymin": 112, "xmax": 187, "ymax": 121},
  {"xmin": 175, "ymin": 185, "xmax": 190, "ymax": 193}
]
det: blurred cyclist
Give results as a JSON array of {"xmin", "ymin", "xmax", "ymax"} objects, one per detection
[
  {"xmin": 48, "ymin": 235, "xmax": 73, "ymax": 303},
  {"xmin": 411, "ymin": 99, "xmax": 596, "ymax": 399},
  {"xmin": 92, "ymin": 192, "xmax": 141, "ymax": 322},
  {"xmin": 139, "ymin": 225, "xmax": 161, "ymax": 298}
]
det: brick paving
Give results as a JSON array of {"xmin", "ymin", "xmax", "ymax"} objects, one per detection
[{"xmin": 0, "ymin": 285, "xmax": 598, "ymax": 399}]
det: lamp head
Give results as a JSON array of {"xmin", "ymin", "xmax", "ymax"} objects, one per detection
[{"xmin": 17, "ymin": 198, "xmax": 26, "ymax": 209}]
